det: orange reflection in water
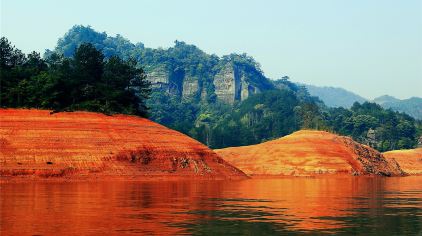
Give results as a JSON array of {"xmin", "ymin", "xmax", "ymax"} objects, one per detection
[
  {"xmin": 216, "ymin": 177, "xmax": 422, "ymax": 231},
  {"xmin": 1, "ymin": 181, "xmax": 224, "ymax": 235},
  {"xmin": 1, "ymin": 177, "xmax": 422, "ymax": 235}
]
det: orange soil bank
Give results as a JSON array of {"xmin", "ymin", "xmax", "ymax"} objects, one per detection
[
  {"xmin": 0, "ymin": 109, "xmax": 247, "ymax": 180},
  {"xmin": 215, "ymin": 130, "xmax": 404, "ymax": 177},
  {"xmin": 384, "ymin": 148, "xmax": 422, "ymax": 175}
]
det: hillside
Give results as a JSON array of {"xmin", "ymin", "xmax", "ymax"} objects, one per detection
[
  {"xmin": 0, "ymin": 109, "xmax": 247, "ymax": 180},
  {"xmin": 215, "ymin": 130, "xmax": 404, "ymax": 177},
  {"xmin": 384, "ymin": 148, "xmax": 422, "ymax": 175},
  {"xmin": 3, "ymin": 31, "xmax": 419, "ymax": 152},
  {"xmin": 373, "ymin": 96, "xmax": 422, "ymax": 120},
  {"xmin": 49, "ymin": 25, "xmax": 275, "ymax": 105},
  {"xmin": 303, "ymin": 84, "xmax": 367, "ymax": 108},
  {"xmin": 46, "ymin": 26, "xmax": 303, "ymax": 148}
]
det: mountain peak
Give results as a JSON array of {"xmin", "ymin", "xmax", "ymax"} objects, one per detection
[
  {"xmin": 302, "ymin": 84, "xmax": 367, "ymax": 108},
  {"xmin": 373, "ymin": 95, "xmax": 399, "ymax": 104}
]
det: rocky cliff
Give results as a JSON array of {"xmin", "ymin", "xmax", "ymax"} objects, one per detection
[
  {"xmin": 384, "ymin": 148, "xmax": 422, "ymax": 175},
  {"xmin": 212, "ymin": 63, "xmax": 266, "ymax": 104},
  {"xmin": 51, "ymin": 26, "xmax": 277, "ymax": 105},
  {"xmin": 215, "ymin": 130, "xmax": 405, "ymax": 177},
  {"xmin": 146, "ymin": 61, "xmax": 272, "ymax": 104},
  {"xmin": 0, "ymin": 109, "xmax": 247, "ymax": 180}
]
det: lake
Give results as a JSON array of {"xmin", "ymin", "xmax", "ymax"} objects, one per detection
[{"xmin": 1, "ymin": 176, "xmax": 421, "ymax": 235}]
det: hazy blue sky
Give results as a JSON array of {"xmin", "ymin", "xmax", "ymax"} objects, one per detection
[{"xmin": 1, "ymin": 0, "xmax": 421, "ymax": 99}]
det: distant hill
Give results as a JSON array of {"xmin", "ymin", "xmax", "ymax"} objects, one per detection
[
  {"xmin": 373, "ymin": 95, "xmax": 400, "ymax": 104},
  {"xmin": 303, "ymin": 84, "xmax": 367, "ymax": 108},
  {"xmin": 303, "ymin": 84, "xmax": 422, "ymax": 120},
  {"xmin": 373, "ymin": 96, "xmax": 422, "ymax": 120}
]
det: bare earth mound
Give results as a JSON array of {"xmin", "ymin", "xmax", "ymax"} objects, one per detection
[
  {"xmin": 384, "ymin": 148, "xmax": 422, "ymax": 175},
  {"xmin": 215, "ymin": 130, "xmax": 404, "ymax": 177},
  {"xmin": 0, "ymin": 109, "xmax": 247, "ymax": 180}
]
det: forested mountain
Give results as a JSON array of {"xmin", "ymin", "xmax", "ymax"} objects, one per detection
[
  {"xmin": 373, "ymin": 95, "xmax": 422, "ymax": 120},
  {"xmin": 47, "ymin": 25, "xmax": 275, "ymax": 106},
  {"xmin": 48, "ymin": 25, "xmax": 310, "ymax": 148},
  {"xmin": 2, "ymin": 25, "xmax": 418, "ymax": 151},
  {"xmin": 303, "ymin": 84, "xmax": 367, "ymax": 108},
  {"xmin": 44, "ymin": 25, "xmax": 422, "ymax": 150},
  {"xmin": 303, "ymin": 84, "xmax": 422, "ymax": 120}
]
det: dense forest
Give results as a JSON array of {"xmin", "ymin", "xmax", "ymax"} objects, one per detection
[
  {"xmin": 0, "ymin": 37, "xmax": 150, "ymax": 116},
  {"xmin": 1, "ymin": 26, "xmax": 421, "ymax": 151},
  {"xmin": 325, "ymin": 102, "xmax": 418, "ymax": 151}
]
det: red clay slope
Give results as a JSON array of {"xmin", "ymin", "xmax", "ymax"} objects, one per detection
[
  {"xmin": 215, "ymin": 130, "xmax": 404, "ymax": 177},
  {"xmin": 384, "ymin": 148, "xmax": 422, "ymax": 175},
  {"xmin": 0, "ymin": 109, "xmax": 247, "ymax": 180}
]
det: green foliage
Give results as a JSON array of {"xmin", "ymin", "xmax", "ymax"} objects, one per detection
[
  {"xmin": 51, "ymin": 26, "xmax": 276, "ymax": 103},
  {"xmin": 148, "ymin": 87, "xmax": 322, "ymax": 149},
  {"xmin": 416, "ymin": 120, "xmax": 422, "ymax": 138},
  {"xmin": 0, "ymin": 38, "xmax": 150, "ymax": 116},
  {"xmin": 4, "ymin": 25, "xmax": 419, "ymax": 152},
  {"xmin": 325, "ymin": 102, "xmax": 417, "ymax": 151},
  {"xmin": 145, "ymin": 75, "xmax": 418, "ymax": 151},
  {"xmin": 147, "ymin": 91, "xmax": 198, "ymax": 134}
]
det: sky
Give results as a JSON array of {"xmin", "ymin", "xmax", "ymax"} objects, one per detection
[{"xmin": 1, "ymin": 0, "xmax": 421, "ymax": 99}]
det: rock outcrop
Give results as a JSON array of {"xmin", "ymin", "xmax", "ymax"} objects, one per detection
[
  {"xmin": 212, "ymin": 63, "xmax": 263, "ymax": 104},
  {"xmin": 384, "ymin": 148, "xmax": 422, "ymax": 175},
  {"xmin": 146, "ymin": 62, "xmax": 272, "ymax": 104},
  {"xmin": 0, "ymin": 109, "xmax": 247, "ymax": 180},
  {"xmin": 182, "ymin": 76, "xmax": 199, "ymax": 98},
  {"xmin": 147, "ymin": 65, "xmax": 172, "ymax": 91},
  {"xmin": 212, "ymin": 64, "xmax": 239, "ymax": 104},
  {"xmin": 215, "ymin": 130, "xmax": 405, "ymax": 177},
  {"xmin": 146, "ymin": 65, "xmax": 185, "ymax": 97}
]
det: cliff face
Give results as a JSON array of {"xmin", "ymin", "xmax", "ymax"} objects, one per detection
[
  {"xmin": 0, "ymin": 109, "xmax": 247, "ymax": 180},
  {"xmin": 215, "ymin": 130, "xmax": 405, "ymax": 177},
  {"xmin": 384, "ymin": 148, "xmax": 422, "ymax": 175},
  {"xmin": 51, "ymin": 26, "xmax": 276, "ymax": 105},
  {"xmin": 147, "ymin": 62, "xmax": 270, "ymax": 104},
  {"xmin": 212, "ymin": 63, "xmax": 263, "ymax": 104}
]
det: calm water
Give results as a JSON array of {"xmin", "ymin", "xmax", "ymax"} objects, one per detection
[{"xmin": 1, "ymin": 177, "xmax": 422, "ymax": 235}]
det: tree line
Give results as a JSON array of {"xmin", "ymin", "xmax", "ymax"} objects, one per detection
[{"xmin": 0, "ymin": 37, "xmax": 150, "ymax": 116}]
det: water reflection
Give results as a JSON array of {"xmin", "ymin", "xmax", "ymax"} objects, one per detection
[{"xmin": 1, "ymin": 177, "xmax": 421, "ymax": 235}]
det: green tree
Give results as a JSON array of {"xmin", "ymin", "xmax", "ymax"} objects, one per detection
[{"xmin": 1, "ymin": 38, "xmax": 150, "ymax": 117}]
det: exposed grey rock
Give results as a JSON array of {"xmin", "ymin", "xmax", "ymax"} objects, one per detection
[
  {"xmin": 212, "ymin": 63, "xmax": 262, "ymax": 104},
  {"xmin": 213, "ymin": 64, "xmax": 239, "ymax": 104},
  {"xmin": 182, "ymin": 76, "xmax": 199, "ymax": 98},
  {"xmin": 146, "ymin": 62, "xmax": 270, "ymax": 104},
  {"xmin": 366, "ymin": 128, "xmax": 378, "ymax": 148},
  {"xmin": 146, "ymin": 66, "xmax": 182, "ymax": 96},
  {"xmin": 146, "ymin": 66, "xmax": 171, "ymax": 91}
]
